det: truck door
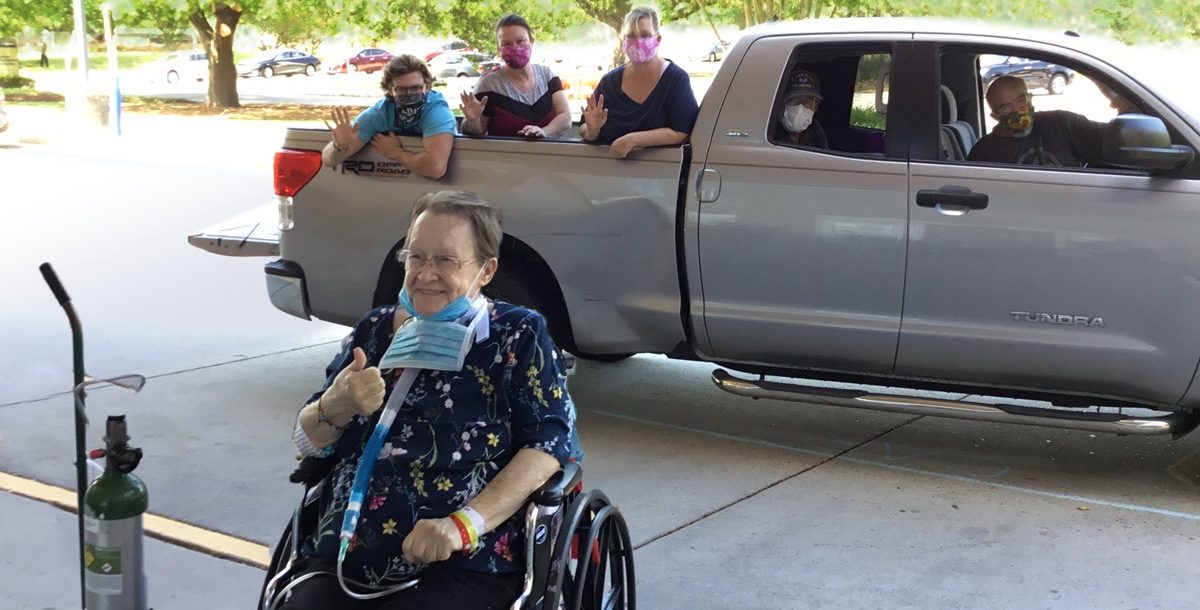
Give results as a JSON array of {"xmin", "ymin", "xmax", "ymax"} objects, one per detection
[
  {"xmin": 695, "ymin": 35, "xmax": 912, "ymax": 374},
  {"xmin": 896, "ymin": 38, "xmax": 1200, "ymax": 407}
]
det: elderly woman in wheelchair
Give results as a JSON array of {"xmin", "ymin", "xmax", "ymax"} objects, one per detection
[{"xmin": 264, "ymin": 191, "xmax": 632, "ymax": 610}]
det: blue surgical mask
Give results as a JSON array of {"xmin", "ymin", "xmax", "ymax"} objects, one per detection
[
  {"xmin": 380, "ymin": 296, "xmax": 487, "ymax": 370},
  {"xmin": 383, "ymin": 262, "xmax": 489, "ymax": 370},
  {"xmin": 397, "ymin": 286, "xmax": 475, "ymax": 322}
]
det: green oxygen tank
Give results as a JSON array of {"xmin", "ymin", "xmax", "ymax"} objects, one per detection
[{"xmin": 83, "ymin": 415, "xmax": 148, "ymax": 610}]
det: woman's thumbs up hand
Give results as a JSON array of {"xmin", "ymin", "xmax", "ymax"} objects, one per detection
[{"xmin": 323, "ymin": 347, "xmax": 386, "ymax": 419}]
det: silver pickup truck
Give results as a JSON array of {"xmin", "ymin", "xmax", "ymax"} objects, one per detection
[{"xmin": 192, "ymin": 19, "xmax": 1200, "ymax": 437}]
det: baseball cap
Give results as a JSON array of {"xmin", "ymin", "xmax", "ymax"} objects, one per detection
[{"xmin": 784, "ymin": 69, "xmax": 822, "ymax": 101}]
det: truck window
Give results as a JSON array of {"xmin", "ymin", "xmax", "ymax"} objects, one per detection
[
  {"xmin": 769, "ymin": 49, "xmax": 895, "ymax": 158},
  {"xmin": 939, "ymin": 47, "xmax": 1160, "ymax": 169}
]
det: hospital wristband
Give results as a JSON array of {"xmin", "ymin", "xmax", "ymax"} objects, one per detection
[
  {"xmin": 315, "ymin": 398, "xmax": 348, "ymax": 432},
  {"xmin": 449, "ymin": 507, "xmax": 485, "ymax": 554}
]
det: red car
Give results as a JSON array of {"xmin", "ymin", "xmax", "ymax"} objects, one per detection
[
  {"xmin": 328, "ymin": 48, "xmax": 394, "ymax": 74},
  {"xmin": 424, "ymin": 40, "xmax": 472, "ymax": 63}
]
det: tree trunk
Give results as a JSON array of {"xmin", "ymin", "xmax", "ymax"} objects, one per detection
[
  {"xmin": 694, "ymin": 0, "xmax": 724, "ymax": 43},
  {"xmin": 190, "ymin": 3, "xmax": 242, "ymax": 108}
]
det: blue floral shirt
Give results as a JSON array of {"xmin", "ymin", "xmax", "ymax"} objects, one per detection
[{"xmin": 301, "ymin": 301, "xmax": 574, "ymax": 584}]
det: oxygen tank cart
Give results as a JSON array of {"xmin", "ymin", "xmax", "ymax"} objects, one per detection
[{"xmin": 40, "ymin": 262, "xmax": 150, "ymax": 610}]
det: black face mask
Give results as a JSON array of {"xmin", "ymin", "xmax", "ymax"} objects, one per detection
[{"xmin": 394, "ymin": 92, "xmax": 426, "ymax": 125}]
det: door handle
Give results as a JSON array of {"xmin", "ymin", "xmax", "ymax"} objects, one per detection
[
  {"xmin": 915, "ymin": 186, "xmax": 989, "ymax": 210},
  {"xmin": 697, "ymin": 168, "xmax": 721, "ymax": 203}
]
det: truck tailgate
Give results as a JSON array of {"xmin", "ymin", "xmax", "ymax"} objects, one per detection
[{"xmin": 187, "ymin": 202, "xmax": 280, "ymax": 257}]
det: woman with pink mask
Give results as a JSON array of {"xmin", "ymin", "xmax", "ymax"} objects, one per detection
[
  {"xmin": 460, "ymin": 14, "xmax": 572, "ymax": 139},
  {"xmin": 580, "ymin": 6, "xmax": 700, "ymax": 158}
]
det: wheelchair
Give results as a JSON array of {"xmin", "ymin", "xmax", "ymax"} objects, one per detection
[{"xmin": 259, "ymin": 459, "xmax": 635, "ymax": 610}]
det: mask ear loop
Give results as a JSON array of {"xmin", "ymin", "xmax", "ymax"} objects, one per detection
[{"xmin": 465, "ymin": 258, "xmax": 496, "ymax": 302}]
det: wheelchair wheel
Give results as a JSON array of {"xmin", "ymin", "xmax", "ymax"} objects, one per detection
[
  {"xmin": 259, "ymin": 517, "xmax": 295, "ymax": 609},
  {"xmin": 547, "ymin": 489, "xmax": 635, "ymax": 610}
]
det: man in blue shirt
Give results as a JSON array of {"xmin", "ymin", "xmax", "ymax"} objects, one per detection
[{"xmin": 323, "ymin": 55, "xmax": 456, "ymax": 179}]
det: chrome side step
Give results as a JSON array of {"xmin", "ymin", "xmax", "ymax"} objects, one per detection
[{"xmin": 711, "ymin": 369, "xmax": 1199, "ymax": 437}]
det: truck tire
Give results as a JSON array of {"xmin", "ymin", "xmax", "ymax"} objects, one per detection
[
  {"xmin": 485, "ymin": 268, "xmax": 634, "ymax": 363},
  {"xmin": 374, "ymin": 238, "xmax": 631, "ymax": 362}
]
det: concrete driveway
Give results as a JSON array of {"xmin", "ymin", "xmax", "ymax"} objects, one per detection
[{"xmin": 2, "ymin": 110, "xmax": 1198, "ymax": 609}]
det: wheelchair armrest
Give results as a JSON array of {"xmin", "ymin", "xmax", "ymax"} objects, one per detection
[
  {"xmin": 289, "ymin": 455, "xmax": 337, "ymax": 487},
  {"xmin": 531, "ymin": 462, "xmax": 582, "ymax": 506}
]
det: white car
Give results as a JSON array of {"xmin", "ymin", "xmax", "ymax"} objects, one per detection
[{"xmin": 161, "ymin": 51, "xmax": 208, "ymax": 83}]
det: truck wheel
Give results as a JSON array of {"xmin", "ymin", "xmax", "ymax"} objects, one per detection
[{"xmin": 1049, "ymin": 73, "xmax": 1067, "ymax": 95}]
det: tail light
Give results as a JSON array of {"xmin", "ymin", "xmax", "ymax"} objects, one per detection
[{"xmin": 274, "ymin": 149, "xmax": 322, "ymax": 197}]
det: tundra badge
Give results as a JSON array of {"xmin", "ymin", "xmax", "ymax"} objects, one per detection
[{"xmin": 1009, "ymin": 311, "xmax": 1105, "ymax": 327}]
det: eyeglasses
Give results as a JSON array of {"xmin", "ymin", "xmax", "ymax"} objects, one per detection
[
  {"xmin": 994, "ymin": 92, "xmax": 1030, "ymax": 116},
  {"xmin": 398, "ymin": 249, "xmax": 481, "ymax": 273},
  {"xmin": 390, "ymin": 85, "xmax": 425, "ymax": 97}
]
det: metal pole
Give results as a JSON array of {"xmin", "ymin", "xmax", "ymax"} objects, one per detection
[
  {"xmin": 38, "ymin": 263, "xmax": 88, "ymax": 610},
  {"xmin": 102, "ymin": 4, "xmax": 120, "ymax": 135},
  {"xmin": 70, "ymin": 0, "xmax": 90, "ymax": 123}
]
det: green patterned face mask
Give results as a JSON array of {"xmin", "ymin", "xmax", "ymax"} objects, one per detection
[{"xmin": 1003, "ymin": 106, "xmax": 1034, "ymax": 134}]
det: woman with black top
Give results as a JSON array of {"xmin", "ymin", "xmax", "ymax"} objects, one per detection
[
  {"xmin": 580, "ymin": 6, "xmax": 700, "ymax": 158},
  {"xmin": 460, "ymin": 14, "xmax": 572, "ymax": 139}
]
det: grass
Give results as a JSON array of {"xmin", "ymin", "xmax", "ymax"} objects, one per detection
[
  {"xmin": 850, "ymin": 105, "xmax": 886, "ymax": 130},
  {"xmin": 20, "ymin": 51, "xmax": 162, "ymax": 71}
]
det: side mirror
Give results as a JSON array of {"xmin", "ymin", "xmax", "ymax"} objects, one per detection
[{"xmin": 1102, "ymin": 114, "xmax": 1195, "ymax": 171}]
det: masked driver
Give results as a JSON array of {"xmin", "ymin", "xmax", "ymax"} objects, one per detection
[{"xmin": 968, "ymin": 75, "xmax": 1104, "ymax": 167}]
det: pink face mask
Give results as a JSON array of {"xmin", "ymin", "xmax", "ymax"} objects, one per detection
[
  {"xmin": 623, "ymin": 36, "xmax": 659, "ymax": 63},
  {"xmin": 500, "ymin": 44, "xmax": 532, "ymax": 69}
]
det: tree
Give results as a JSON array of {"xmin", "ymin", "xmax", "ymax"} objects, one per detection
[
  {"xmin": 255, "ymin": 0, "xmax": 337, "ymax": 53},
  {"xmin": 186, "ymin": 0, "xmax": 263, "ymax": 108},
  {"xmin": 0, "ymin": 0, "xmax": 102, "ymax": 38},
  {"xmin": 127, "ymin": 0, "xmax": 191, "ymax": 45},
  {"xmin": 443, "ymin": 0, "xmax": 593, "ymax": 51},
  {"xmin": 348, "ymin": 0, "xmax": 443, "ymax": 46},
  {"xmin": 574, "ymin": 0, "xmax": 632, "ymax": 66}
]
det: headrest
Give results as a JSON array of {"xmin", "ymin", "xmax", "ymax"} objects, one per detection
[{"xmin": 940, "ymin": 85, "xmax": 957, "ymax": 123}]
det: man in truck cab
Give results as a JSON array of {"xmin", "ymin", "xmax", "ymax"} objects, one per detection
[
  {"xmin": 967, "ymin": 75, "xmax": 1105, "ymax": 167},
  {"xmin": 323, "ymin": 54, "xmax": 456, "ymax": 179}
]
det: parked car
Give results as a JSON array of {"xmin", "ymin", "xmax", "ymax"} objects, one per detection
[
  {"xmin": 159, "ymin": 51, "xmax": 208, "ymax": 83},
  {"xmin": 192, "ymin": 20, "xmax": 1200, "ymax": 439},
  {"xmin": 0, "ymin": 91, "xmax": 8, "ymax": 134},
  {"xmin": 427, "ymin": 51, "xmax": 482, "ymax": 79},
  {"xmin": 327, "ymin": 48, "xmax": 393, "ymax": 74},
  {"xmin": 463, "ymin": 51, "xmax": 500, "ymax": 73},
  {"xmin": 237, "ymin": 49, "xmax": 321, "ymax": 78},
  {"xmin": 980, "ymin": 55, "xmax": 1075, "ymax": 94},
  {"xmin": 424, "ymin": 40, "xmax": 472, "ymax": 62},
  {"xmin": 696, "ymin": 39, "xmax": 730, "ymax": 62}
]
